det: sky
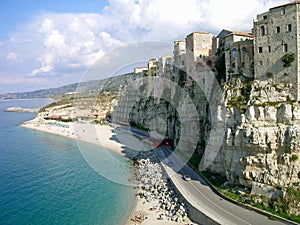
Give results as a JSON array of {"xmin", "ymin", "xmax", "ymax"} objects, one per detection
[{"xmin": 0, "ymin": 0, "xmax": 289, "ymax": 94}]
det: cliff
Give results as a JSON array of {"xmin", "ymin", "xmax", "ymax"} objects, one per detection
[
  {"xmin": 217, "ymin": 79, "xmax": 300, "ymax": 189},
  {"xmin": 111, "ymin": 71, "xmax": 300, "ymax": 216}
]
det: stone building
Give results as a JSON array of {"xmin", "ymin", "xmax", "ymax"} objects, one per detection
[
  {"xmin": 134, "ymin": 66, "xmax": 148, "ymax": 75},
  {"xmin": 216, "ymin": 29, "xmax": 232, "ymax": 50},
  {"xmin": 225, "ymin": 35, "xmax": 254, "ymax": 81},
  {"xmin": 173, "ymin": 40, "xmax": 186, "ymax": 70},
  {"xmin": 253, "ymin": 0, "xmax": 299, "ymax": 100},
  {"xmin": 186, "ymin": 31, "xmax": 214, "ymax": 61},
  {"xmin": 163, "ymin": 56, "xmax": 175, "ymax": 79},
  {"xmin": 157, "ymin": 56, "xmax": 173, "ymax": 77},
  {"xmin": 223, "ymin": 31, "xmax": 253, "ymax": 49},
  {"xmin": 185, "ymin": 31, "xmax": 215, "ymax": 86},
  {"xmin": 216, "ymin": 30, "xmax": 253, "ymax": 51},
  {"xmin": 148, "ymin": 58, "xmax": 158, "ymax": 76}
]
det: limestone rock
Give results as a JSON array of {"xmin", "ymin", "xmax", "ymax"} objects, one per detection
[{"xmin": 251, "ymin": 182, "xmax": 283, "ymax": 200}]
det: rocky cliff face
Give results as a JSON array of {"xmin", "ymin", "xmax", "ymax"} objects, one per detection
[
  {"xmin": 37, "ymin": 95, "xmax": 117, "ymax": 121},
  {"xmin": 112, "ymin": 74, "xmax": 300, "ymax": 191},
  {"xmin": 222, "ymin": 80, "xmax": 300, "ymax": 189}
]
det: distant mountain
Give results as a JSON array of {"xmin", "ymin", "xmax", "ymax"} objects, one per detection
[
  {"xmin": 0, "ymin": 83, "xmax": 79, "ymax": 100},
  {"xmin": 0, "ymin": 73, "xmax": 133, "ymax": 100}
]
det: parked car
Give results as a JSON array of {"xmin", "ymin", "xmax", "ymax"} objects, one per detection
[{"xmin": 182, "ymin": 175, "xmax": 191, "ymax": 181}]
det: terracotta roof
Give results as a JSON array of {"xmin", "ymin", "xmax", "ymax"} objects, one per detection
[
  {"xmin": 270, "ymin": 0, "xmax": 300, "ymax": 10},
  {"xmin": 224, "ymin": 30, "xmax": 253, "ymax": 38},
  {"xmin": 187, "ymin": 30, "xmax": 211, "ymax": 36},
  {"xmin": 194, "ymin": 30, "xmax": 210, "ymax": 34},
  {"xmin": 174, "ymin": 40, "xmax": 185, "ymax": 43}
]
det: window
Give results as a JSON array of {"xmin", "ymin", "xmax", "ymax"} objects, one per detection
[
  {"xmin": 232, "ymin": 49, "xmax": 237, "ymax": 58},
  {"xmin": 263, "ymin": 15, "xmax": 268, "ymax": 20},
  {"xmin": 281, "ymin": 8, "xmax": 285, "ymax": 15},
  {"xmin": 260, "ymin": 26, "xmax": 265, "ymax": 36},
  {"xmin": 182, "ymin": 61, "xmax": 185, "ymax": 66},
  {"xmin": 276, "ymin": 26, "xmax": 280, "ymax": 33},
  {"xmin": 242, "ymin": 47, "xmax": 247, "ymax": 53},
  {"xmin": 283, "ymin": 43, "xmax": 288, "ymax": 53},
  {"xmin": 258, "ymin": 47, "xmax": 263, "ymax": 53},
  {"xmin": 250, "ymin": 62, "xmax": 254, "ymax": 74},
  {"xmin": 206, "ymin": 60, "xmax": 212, "ymax": 67},
  {"xmin": 259, "ymin": 61, "xmax": 263, "ymax": 66},
  {"xmin": 287, "ymin": 24, "xmax": 292, "ymax": 32},
  {"xmin": 179, "ymin": 45, "xmax": 185, "ymax": 51},
  {"xmin": 241, "ymin": 62, "xmax": 245, "ymax": 68},
  {"xmin": 268, "ymin": 46, "xmax": 271, "ymax": 52}
]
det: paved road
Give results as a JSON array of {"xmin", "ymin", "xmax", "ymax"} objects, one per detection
[
  {"xmin": 154, "ymin": 146, "xmax": 289, "ymax": 225},
  {"xmin": 121, "ymin": 125, "xmax": 293, "ymax": 225}
]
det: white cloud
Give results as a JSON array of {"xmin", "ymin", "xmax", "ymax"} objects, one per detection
[
  {"xmin": 0, "ymin": 0, "xmax": 291, "ymax": 93},
  {"xmin": 6, "ymin": 52, "xmax": 18, "ymax": 62},
  {"xmin": 44, "ymin": 30, "xmax": 66, "ymax": 50},
  {"xmin": 31, "ymin": 53, "xmax": 54, "ymax": 76},
  {"xmin": 39, "ymin": 18, "xmax": 56, "ymax": 33},
  {"xmin": 99, "ymin": 32, "xmax": 123, "ymax": 47}
]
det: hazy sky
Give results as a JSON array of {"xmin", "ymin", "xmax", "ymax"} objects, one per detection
[{"xmin": 0, "ymin": 0, "xmax": 288, "ymax": 94}]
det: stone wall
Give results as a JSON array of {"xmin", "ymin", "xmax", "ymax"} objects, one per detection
[{"xmin": 253, "ymin": 3, "xmax": 299, "ymax": 100}]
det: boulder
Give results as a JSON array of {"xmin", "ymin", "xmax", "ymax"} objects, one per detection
[
  {"xmin": 277, "ymin": 104, "xmax": 292, "ymax": 123},
  {"xmin": 251, "ymin": 182, "xmax": 283, "ymax": 200},
  {"xmin": 264, "ymin": 106, "xmax": 277, "ymax": 122}
]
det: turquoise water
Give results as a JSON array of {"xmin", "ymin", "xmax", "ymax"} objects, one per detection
[{"xmin": 0, "ymin": 99, "xmax": 134, "ymax": 225}]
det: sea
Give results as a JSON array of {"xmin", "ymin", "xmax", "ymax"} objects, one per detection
[{"xmin": 0, "ymin": 99, "xmax": 135, "ymax": 225}]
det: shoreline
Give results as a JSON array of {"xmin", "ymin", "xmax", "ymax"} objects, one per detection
[
  {"xmin": 21, "ymin": 118, "xmax": 196, "ymax": 225},
  {"xmin": 21, "ymin": 119, "xmax": 127, "ymax": 156}
]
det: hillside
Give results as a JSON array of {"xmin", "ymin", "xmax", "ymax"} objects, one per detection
[{"xmin": 0, "ymin": 73, "xmax": 133, "ymax": 100}]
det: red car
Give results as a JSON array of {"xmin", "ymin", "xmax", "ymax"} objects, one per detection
[{"xmin": 162, "ymin": 139, "xmax": 171, "ymax": 147}]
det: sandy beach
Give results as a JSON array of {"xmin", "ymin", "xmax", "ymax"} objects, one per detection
[{"xmin": 21, "ymin": 118, "xmax": 196, "ymax": 225}]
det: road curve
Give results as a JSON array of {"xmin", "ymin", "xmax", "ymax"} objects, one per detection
[{"xmin": 155, "ymin": 146, "xmax": 289, "ymax": 225}]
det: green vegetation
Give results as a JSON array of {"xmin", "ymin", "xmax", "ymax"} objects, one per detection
[
  {"xmin": 39, "ymin": 98, "xmax": 74, "ymax": 112},
  {"xmin": 129, "ymin": 122, "xmax": 150, "ymax": 132},
  {"xmin": 225, "ymin": 77, "xmax": 253, "ymax": 114},
  {"xmin": 188, "ymin": 153, "xmax": 201, "ymax": 169},
  {"xmin": 204, "ymin": 176, "xmax": 300, "ymax": 223},
  {"xmin": 39, "ymin": 92, "xmax": 117, "ymax": 113},
  {"xmin": 281, "ymin": 53, "xmax": 295, "ymax": 67},
  {"xmin": 215, "ymin": 51, "xmax": 226, "ymax": 84},
  {"xmin": 0, "ymin": 73, "xmax": 132, "ymax": 100},
  {"xmin": 91, "ymin": 119, "xmax": 108, "ymax": 125},
  {"xmin": 292, "ymin": 154, "xmax": 299, "ymax": 161},
  {"xmin": 227, "ymin": 95, "xmax": 248, "ymax": 114},
  {"xmin": 178, "ymin": 70, "xmax": 187, "ymax": 87},
  {"xmin": 255, "ymin": 101, "xmax": 281, "ymax": 107}
]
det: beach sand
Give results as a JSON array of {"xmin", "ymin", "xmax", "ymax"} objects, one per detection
[{"xmin": 21, "ymin": 119, "xmax": 196, "ymax": 225}]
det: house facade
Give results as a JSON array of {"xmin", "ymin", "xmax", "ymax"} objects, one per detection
[
  {"xmin": 224, "ymin": 32, "xmax": 254, "ymax": 80},
  {"xmin": 134, "ymin": 66, "xmax": 148, "ymax": 75},
  {"xmin": 148, "ymin": 58, "xmax": 158, "ymax": 76},
  {"xmin": 173, "ymin": 40, "xmax": 186, "ymax": 70},
  {"xmin": 185, "ymin": 31, "xmax": 215, "ymax": 86},
  {"xmin": 253, "ymin": 0, "xmax": 299, "ymax": 99}
]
